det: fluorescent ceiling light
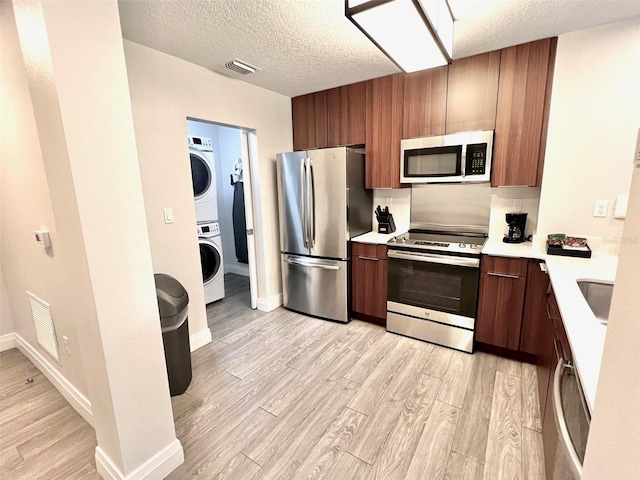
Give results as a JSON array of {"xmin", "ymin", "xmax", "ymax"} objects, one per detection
[{"xmin": 346, "ymin": 0, "xmax": 454, "ymax": 73}]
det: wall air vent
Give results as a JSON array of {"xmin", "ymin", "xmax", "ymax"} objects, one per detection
[
  {"xmin": 225, "ymin": 58, "xmax": 262, "ymax": 75},
  {"xmin": 27, "ymin": 291, "xmax": 60, "ymax": 362}
]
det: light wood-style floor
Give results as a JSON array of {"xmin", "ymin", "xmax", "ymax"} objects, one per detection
[{"xmin": 0, "ymin": 273, "xmax": 545, "ymax": 480}]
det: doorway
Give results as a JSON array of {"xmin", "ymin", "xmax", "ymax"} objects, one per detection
[{"xmin": 186, "ymin": 118, "xmax": 258, "ymax": 311}]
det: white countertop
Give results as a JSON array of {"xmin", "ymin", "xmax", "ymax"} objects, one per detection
[
  {"xmin": 545, "ymin": 253, "xmax": 616, "ymax": 413},
  {"xmin": 351, "ymin": 231, "xmax": 405, "ymax": 245},
  {"xmin": 482, "ymin": 235, "xmax": 547, "ymax": 259}
]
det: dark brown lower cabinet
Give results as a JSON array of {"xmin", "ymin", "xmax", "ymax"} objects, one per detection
[
  {"xmin": 351, "ymin": 242, "xmax": 388, "ymax": 320},
  {"xmin": 476, "ymin": 256, "xmax": 528, "ymax": 350}
]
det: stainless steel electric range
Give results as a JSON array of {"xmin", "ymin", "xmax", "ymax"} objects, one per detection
[{"xmin": 386, "ymin": 184, "xmax": 491, "ymax": 353}]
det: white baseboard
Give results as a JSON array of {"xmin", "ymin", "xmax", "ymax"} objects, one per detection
[
  {"xmin": 96, "ymin": 439, "xmax": 184, "ymax": 480},
  {"xmin": 189, "ymin": 327, "xmax": 212, "ymax": 352},
  {"xmin": 13, "ymin": 333, "xmax": 93, "ymax": 426},
  {"xmin": 224, "ymin": 264, "xmax": 249, "ymax": 277},
  {"xmin": 257, "ymin": 293, "xmax": 283, "ymax": 312},
  {"xmin": 0, "ymin": 332, "xmax": 17, "ymax": 352}
]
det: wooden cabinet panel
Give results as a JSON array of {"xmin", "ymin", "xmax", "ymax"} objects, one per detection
[
  {"xmin": 352, "ymin": 243, "xmax": 388, "ymax": 319},
  {"xmin": 493, "ymin": 38, "xmax": 554, "ymax": 186},
  {"xmin": 291, "ymin": 91, "xmax": 328, "ymax": 151},
  {"xmin": 402, "ymin": 66, "xmax": 448, "ymax": 139},
  {"xmin": 445, "ymin": 51, "xmax": 500, "ymax": 134},
  {"xmin": 327, "ymin": 82, "xmax": 366, "ymax": 146},
  {"xmin": 365, "ymin": 74, "xmax": 404, "ymax": 189},
  {"xmin": 520, "ymin": 260, "xmax": 551, "ymax": 355},
  {"xmin": 476, "ymin": 256, "xmax": 528, "ymax": 350},
  {"xmin": 480, "ymin": 255, "xmax": 528, "ymax": 276}
]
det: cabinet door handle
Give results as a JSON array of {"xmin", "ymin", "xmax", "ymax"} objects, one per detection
[
  {"xmin": 358, "ymin": 256, "xmax": 379, "ymax": 261},
  {"xmin": 487, "ymin": 272, "xmax": 520, "ymax": 279}
]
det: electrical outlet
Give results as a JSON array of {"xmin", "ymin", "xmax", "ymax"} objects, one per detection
[
  {"xmin": 512, "ymin": 199, "xmax": 523, "ymax": 211},
  {"xmin": 62, "ymin": 336, "xmax": 70, "ymax": 355},
  {"xmin": 593, "ymin": 200, "xmax": 608, "ymax": 217}
]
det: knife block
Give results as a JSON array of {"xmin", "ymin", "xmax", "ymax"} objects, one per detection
[{"xmin": 378, "ymin": 214, "xmax": 396, "ymax": 234}]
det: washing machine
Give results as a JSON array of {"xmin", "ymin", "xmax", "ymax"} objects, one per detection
[
  {"xmin": 197, "ymin": 221, "xmax": 225, "ymax": 304},
  {"xmin": 189, "ymin": 136, "xmax": 218, "ymax": 223}
]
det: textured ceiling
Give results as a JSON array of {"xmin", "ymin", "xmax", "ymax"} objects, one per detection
[{"xmin": 118, "ymin": 0, "xmax": 640, "ymax": 97}]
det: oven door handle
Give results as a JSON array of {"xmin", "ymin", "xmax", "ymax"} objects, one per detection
[
  {"xmin": 553, "ymin": 359, "xmax": 583, "ymax": 477},
  {"xmin": 388, "ymin": 250, "xmax": 479, "ymax": 268}
]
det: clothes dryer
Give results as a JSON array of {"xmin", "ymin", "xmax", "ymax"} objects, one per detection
[
  {"xmin": 197, "ymin": 221, "xmax": 225, "ymax": 304},
  {"xmin": 189, "ymin": 136, "xmax": 218, "ymax": 222}
]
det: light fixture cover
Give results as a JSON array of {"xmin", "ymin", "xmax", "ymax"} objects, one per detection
[{"xmin": 346, "ymin": 0, "xmax": 454, "ymax": 73}]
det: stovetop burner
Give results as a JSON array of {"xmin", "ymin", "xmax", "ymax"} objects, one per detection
[{"xmin": 388, "ymin": 229, "xmax": 487, "ymax": 256}]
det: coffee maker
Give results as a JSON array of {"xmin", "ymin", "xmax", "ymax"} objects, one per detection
[{"xmin": 503, "ymin": 212, "xmax": 527, "ymax": 243}]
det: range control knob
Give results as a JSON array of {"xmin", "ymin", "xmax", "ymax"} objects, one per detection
[
  {"xmin": 470, "ymin": 244, "xmax": 478, "ymax": 250},
  {"xmin": 390, "ymin": 237, "xmax": 397, "ymax": 243},
  {"xmin": 459, "ymin": 242, "xmax": 467, "ymax": 249},
  {"xmin": 400, "ymin": 237, "xmax": 407, "ymax": 243}
]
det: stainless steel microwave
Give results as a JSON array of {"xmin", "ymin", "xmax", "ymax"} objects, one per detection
[{"xmin": 400, "ymin": 130, "xmax": 494, "ymax": 184}]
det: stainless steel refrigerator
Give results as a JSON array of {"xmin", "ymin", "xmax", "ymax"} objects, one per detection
[{"xmin": 276, "ymin": 147, "xmax": 372, "ymax": 323}]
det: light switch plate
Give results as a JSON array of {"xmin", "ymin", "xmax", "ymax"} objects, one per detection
[
  {"xmin": 163, "ymin": 208, "xmax": 174, "ymax": 224},
  {"xmin": 593, "ymin": 200, "xmax": 608, "ymax": 217}
]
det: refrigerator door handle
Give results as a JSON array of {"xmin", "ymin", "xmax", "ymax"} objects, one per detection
[
  {"xmin": 284, "ymin": 256, "xmax": 340, "ymax": 271},
  {"xmin": 308, "ymin": 158, "xmax": 316, "ymax": 248},
  {"xmin": 301, "ymin": 158, "xmax": 308, "ymax": 248}
]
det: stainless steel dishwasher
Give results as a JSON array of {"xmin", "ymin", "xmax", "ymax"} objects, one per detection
[{"xmin": 549, "ymin": 351, "xmax": 591, "ymax": 479}]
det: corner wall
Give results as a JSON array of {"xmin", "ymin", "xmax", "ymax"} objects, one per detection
[
  {"xmin": 538, "ymin": 18, "xmax": 640, "ymax": 249},
  {"xmin": 123, "ymin": 41, "xmax": 292, "ymax": 323}
]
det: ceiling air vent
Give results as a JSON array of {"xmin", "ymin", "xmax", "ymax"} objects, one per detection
[{"xmin": 225, "ymin": 58, "xmax": 261, "ymax": 75}]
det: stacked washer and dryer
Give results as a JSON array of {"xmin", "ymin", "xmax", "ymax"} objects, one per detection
[{"xmin": 189, "ymin": 136, "xmax": 225, "ymax": 304}]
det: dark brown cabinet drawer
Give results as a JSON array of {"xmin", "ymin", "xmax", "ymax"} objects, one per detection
[{"xmin": 351, "ymin": 242, "xmax": 388, "ymax": 319}]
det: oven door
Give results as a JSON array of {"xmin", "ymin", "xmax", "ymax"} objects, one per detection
[{"xmin": 387, "ymin": 250, "xmax": 480, "ymax": 329}]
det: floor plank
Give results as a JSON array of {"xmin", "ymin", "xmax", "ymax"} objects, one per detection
[
  {"xmin": 483, "ymin": 372, "xmax": 523, "ymax": 480},
  {"xmin": 443, "ymin": 452, "xmax": 484, "ymax": 480},
  {"xmin": 405, "ymin": 400, "xmax": 460, "ymax": 479},
  {"xmin": 347, "ymin": 344, "xmax": 432, "ymax": 465},
  {"xmin": 451, "ymin": 351, "xmax": 498, "ymax": 463},
  {"xmin": 522, "ymin": 427, "xmax": 545, "ymax": 480},
  {"xmin": 437, "ymin": 350, "xmax": 475, "ymax": 408},
  {"xmin": 292, "ymin": 406, "xmax": 366, "ymax": 480},
  {"xmin": 0, "ymin": 275, "xmax": 545, "ymax": 480},
  {"xmin": 331, "ymin": 452, "xmax": 371, "ymax": 480},
  {"xmin": 521, "ymin": 362, "xmax": 543, "ymax": 432},
  {"xmin": 370, "ymin": 372, "xmax": 442, "ymax": 479}
]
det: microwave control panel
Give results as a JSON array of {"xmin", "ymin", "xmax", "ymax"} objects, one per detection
[{"xmin": 465, "ymin": 143, "xmax": 487, "ymax": 175}]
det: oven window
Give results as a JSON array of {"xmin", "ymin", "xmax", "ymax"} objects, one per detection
[
  {"xmin": 388, "ymin": 257, "xmax": 479, "ymax": 318},
  {"xmin": 404, "ymin": 146, "xmax": 462, "ymax": 177}
]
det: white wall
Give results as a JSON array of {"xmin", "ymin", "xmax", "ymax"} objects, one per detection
[
  {"xmin": 538, "ymin": 18, "xmax": 640, "ymax": 252},
  {"xmin": 583, "ymin": 161, "xmax": 640, "ymax": 479},
  {"xmin": 489, "ymin": 187, "xmax": 541, "ymax": 239},
  {"xmin": 0, "ymin": 268, "xmax": 15, "ymax": 338},
  {"xmin": 372, "ymin": 189, "xmax": 411, "ymax": 233},
  {"xmin": 0, "ymin": 0, "xmax": 89, "ymax": 397},
  {"xmin": 124, "ymin": 41, "xmax": 292, "ymax": 320}
]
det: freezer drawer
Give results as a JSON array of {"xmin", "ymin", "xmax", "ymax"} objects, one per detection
[{"xmin": 281, "ymin": 254, "xmax": 349, "ymax": 323}]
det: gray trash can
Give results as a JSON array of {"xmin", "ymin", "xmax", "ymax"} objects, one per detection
[{"xmin": 154, "ymin": 274, "xmax": 192, "ymax": 396}]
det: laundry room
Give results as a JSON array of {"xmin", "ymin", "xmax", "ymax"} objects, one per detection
[{"xmin": 186, "ymin": 118, "xmax": 253, "ymax": 306}]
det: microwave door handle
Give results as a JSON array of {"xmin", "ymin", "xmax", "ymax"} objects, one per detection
[{"xmin": 461, "ymin": 143, "xmax": 467, "ymax": 177}]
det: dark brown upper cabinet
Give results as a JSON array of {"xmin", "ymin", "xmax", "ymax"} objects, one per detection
[
  {"xmin": 365, "ymin": 74, "xmax": 404, "ymax": 189},
  {"xmin": 291, "ymin": 91, "xmax": 328, "ymax": 151},
  {"xmin": 493, "ymin": 38, "xmax": 556, "ymax": 187},
  {"xmin": 402, "ymin": 66, "xmax": 448, "ymax": 139},
  {"xmin": 445, "ymin": 51, "xmax": 501, "ymax": 134},
  {"xmin": 326, "ymin": 82, "xmax": 366, "ymax": 147}
]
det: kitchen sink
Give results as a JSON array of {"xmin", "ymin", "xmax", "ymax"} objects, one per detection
[{"xmin": 577, "ymin": 280, "xmax": 614, "ymax": 325}]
